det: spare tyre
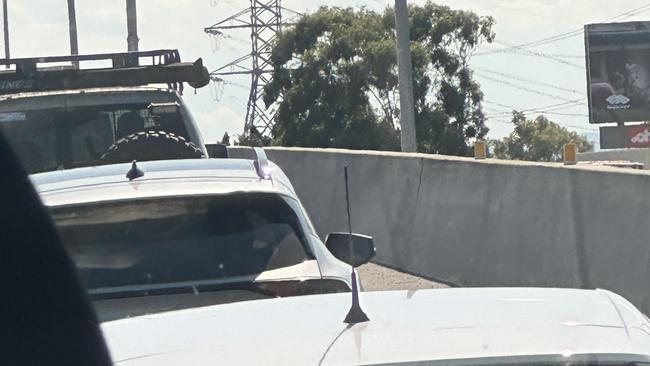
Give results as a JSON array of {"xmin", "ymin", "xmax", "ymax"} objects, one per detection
[{"xmin": 100, "ymin": 131, "xmax": 204, "ymax": 165}]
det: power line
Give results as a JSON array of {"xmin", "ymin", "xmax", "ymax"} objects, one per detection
[
  {"xmin": 485, "ymin": 104, "xmax": 586, "ymax": 117},
  {"xmin": 476, "ymin": 3, "xmax": 650, "ymax": 55},
  {"xmin": 475, "ymin": 40, "xmax": 584, "ymax": 60},
  {"xmin": 503, "ymin": 30, "xmax": 582, "ymax": 51},
  {"xmin": 489, "ymin": 110, "xmax": 588, "ymax": 117},
  {"xmin": 477, "ymin": 41, "xmax": 583, "ymax": 58},
  {"xmin": 605, "ymin": 3, "xmax": 650, "ymax": 21},
  {"xmin": 474, "ymin": 67, "xmax": 585, "ymax": 95},
  {"xmin": 478, "ymin": 73, "xmax": 584, "ymax": 102},
  {"xmin": 484, "ymin": 103, "xmax": 596, "ymax": 132},
  {"xmin": 474, "ymin": 41, "xmax": 585, "ymax": 68},
  {"xmin": 486, "ymin": 114, "xmax": 597, "ymax": 132},
  {"xmin": 488, "ymin": 117, "xmax": 514, "ymax": 126},
  {"xmin": 493, "ymin": 41, "xmax": 584, "ymax": 58},
  {"xmin": 484, "ymin": 99, "xmax": 588, "ymax": 118},
  {"xmin": 484, "ymin": 99, "xmax": 586, "ymax": 112},
  {"xmin": 483, "ymin": 98, "xmax": 591, "ymax": 123},
  {"xmin": 515, "ymin": 3, "xmax": 650, "ymax": 50}
]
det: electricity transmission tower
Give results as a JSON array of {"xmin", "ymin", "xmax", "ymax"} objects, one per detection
[{"xmin": 205, "ymin": 1, "xmax": 299, "ymax": 136}]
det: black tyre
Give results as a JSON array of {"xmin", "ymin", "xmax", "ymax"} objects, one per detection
[{"xmin": 100, "ymin": 131, "xmax": 204, "ymax": 165}]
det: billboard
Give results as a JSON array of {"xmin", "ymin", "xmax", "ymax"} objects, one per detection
[
  {"xmin": 599, "ymin": 124, "xmax": 650, "ymax": 149},
  {"xmin": 585, "ymin": 21, "xmax": 650, "ymax": 124}
]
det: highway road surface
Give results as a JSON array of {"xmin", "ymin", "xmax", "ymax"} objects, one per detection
[{"xmin": 358, "ymin": 263, "xmax": 448, "ymax": 291}]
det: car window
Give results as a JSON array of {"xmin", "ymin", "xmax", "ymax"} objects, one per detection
[
  {"xmin": 50, "ymin": 193, "xmax": 311, "ymax": 290},
  {"xmin": 0, "ymin": 104, "xmax": 188, "ymax": 173}
]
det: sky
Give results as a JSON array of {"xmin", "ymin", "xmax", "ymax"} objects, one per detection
[{"xmin": 6, "ymin": 0, "xmax": 650, "ymax": 147}]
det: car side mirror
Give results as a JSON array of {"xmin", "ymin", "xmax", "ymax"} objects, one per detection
[{"xmin": 325, "ymin": 233, "xmax": 376, "ymax": 267}]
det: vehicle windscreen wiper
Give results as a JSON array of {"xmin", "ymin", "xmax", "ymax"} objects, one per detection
[
  {"xmin": 89, "ymin": 280, "xmax": 271, "ymax": 301},
  {"xmin": 88, "ymin": 278, "xmax": 349, "ymax": 301}
]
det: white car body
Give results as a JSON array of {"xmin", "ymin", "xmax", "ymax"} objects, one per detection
[
  {"xmin": 102, "ymin": 287, "xmax": 650, "ymax": 365},
  {"xmin": 31, "ymin": 158, "xmax": 353, "ymax": 311}
]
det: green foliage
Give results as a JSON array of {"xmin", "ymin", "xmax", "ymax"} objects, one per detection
[
  {"xmin": 490, "ymin": 111, "xmax": 594, "ymax": 162},
  {"xmin": 220, "ymin": 132, "xmax": 231, "ymax": 146},
  {"xmin": 235, "ymin": 127, "xmax": 272, "ymax": 147},
  {"xmin": 263, "ymin": 2, "xmax": 494, "ymax": 154}
]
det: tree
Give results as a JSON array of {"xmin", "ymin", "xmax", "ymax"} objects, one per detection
[
  {"xmin": 235, "ymin": 127, "xmax": 272, "ymax": 147},
  {"xmin": 263, "ymin": 3, "xmax": 494, "ymax": 155},
  {"xmin": 220, "ymin": 132, "xmax": 231, "ymax": 146},
  {"xmin": 490, "ymin": 111, "xmax": 594, "ymax": 162}
]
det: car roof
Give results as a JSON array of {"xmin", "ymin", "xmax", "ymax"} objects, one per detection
[
  {"xmin": 0, "ymin": 87, "xmax": 179, "ymax": 112},
  {"xmin": 102, "ymin": 288, "xmax": 650, "ymax": 365},
  {"xmin": 31, "ymin": 159, "xmax": 298, "ymax": 207},
  {"xmin": 0, "ymin": 86, "xmax": 173, "ymax": 100}
]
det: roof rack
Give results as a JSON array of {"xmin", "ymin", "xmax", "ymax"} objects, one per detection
[
  {"xmin": 0, "ymin": 49, "xmax": 210, "ymax": 95},
  {"xmin": 253, "ymin": 147, "xmax": 272, "ymax": 180}
]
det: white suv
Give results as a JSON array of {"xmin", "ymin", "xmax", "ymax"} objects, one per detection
[{"xmin": 31, "ymin": 148, "xmax": 374, "ymax": 321}]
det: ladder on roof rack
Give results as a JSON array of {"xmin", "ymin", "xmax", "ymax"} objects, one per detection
[{"xmin": 0, "ymin": 49, "xmax": 210, "ymax": 95}]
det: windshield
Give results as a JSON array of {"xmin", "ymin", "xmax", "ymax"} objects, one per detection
[
  {"xmin": 0, "ymin": 103, "xmax": 188, "ymax": 174},
  {"xmin": 51, "ymin": 193, "xmax": 312, "ymax": 290}
]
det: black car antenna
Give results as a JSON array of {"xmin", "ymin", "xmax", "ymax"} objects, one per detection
[
  {"xmin": 343, "ymin": 165, "xmax": 369, "ymax": 324},
  {"xmin": 126, "ymin": 160, "xmax": 144, "ymax": 181}
]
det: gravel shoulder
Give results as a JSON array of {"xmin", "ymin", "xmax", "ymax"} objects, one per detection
[{"xmin": 357, "ymin": 262, "xmax": 448, "ymax": 291}]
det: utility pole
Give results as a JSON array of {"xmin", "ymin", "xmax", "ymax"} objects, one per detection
[
  {"xmin": 126, "ymin": 0, "xmax": 138, "ymax": 52},
  {"xmin": 2, "ymin": 0, "xmax": 9, "ymax": 68},
  {"xmin": 67, "ymin": 0, "xmax": 79, "ymax": 68},
  {"xmin": 394, "ymin": 0, "xmax": 417, "ymax": 152}
]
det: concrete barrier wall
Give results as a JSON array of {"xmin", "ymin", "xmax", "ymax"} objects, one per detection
[{"xmin": 231, "ymin": 147, "xmax": 650, "ymax": 313}]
